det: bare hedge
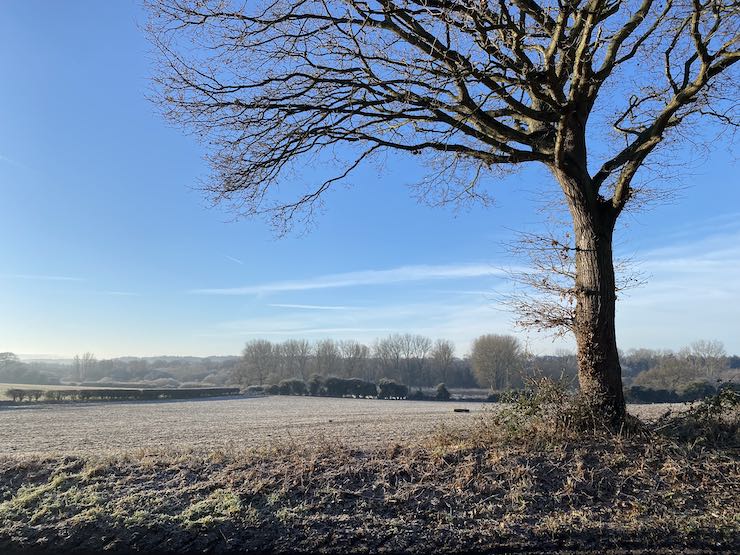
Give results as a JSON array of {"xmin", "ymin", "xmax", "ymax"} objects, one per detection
[{"xmin": 6, "ymin": 387, "xmax": 240, "ymax": 403}]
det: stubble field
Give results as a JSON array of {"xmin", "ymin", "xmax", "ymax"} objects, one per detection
[{"xmin": 0, "ymin": 395, "xmax": 684, "ymax": 455}]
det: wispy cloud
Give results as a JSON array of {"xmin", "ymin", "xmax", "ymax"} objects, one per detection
[
  {"xmin": 1, "ymin": 274, "xmax": 84, "ymax": 282},
  {"xmin": 194, "ymin": 219, "xmax": 740, "ymax": 355},
  {"xmin": 0, "ymin": 154, "xmax": 26, "ymax": 169},
  {"xmin": 197, "ymin": 327, "xmax": 393, "ymax": 338},
  {"xmin": 198, "ymin": 298, "xmax": 515, "ymax": 353},
  {"xmin": 190, "ymin": 263, "xmax": 504, "ymax": 295},
  {"xmin": 268, "ymin": 303, "xmax": 357, "ymax": 311},
  {"xmin": 225, "ymin": 255, "xmax": 244, "ymax": 265},
  {"xmin": 612, "ymin": 223, "xmax": 740, "ymax": 351}
]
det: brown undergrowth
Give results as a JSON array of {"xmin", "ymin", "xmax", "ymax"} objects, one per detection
[{"xmin": 0, "ymin": 384, "xmax": 737, "ymax": 554}]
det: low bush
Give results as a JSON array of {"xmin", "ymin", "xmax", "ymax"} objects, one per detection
[
  {"xmin": 655, "ymin": 386, "xmax": 739, "ymax": 447},
  {"xmin": 377, "ymin": 379, "xmax": 408, "ymax": 400},
  {"xmin": 345, "ymin": 378, "xmax": 376, "ymax": 398},
  {"xmin": 264, "ymin": 384, "xmax": 281, "ymax": 395},
  {"xmin": 477, "ymin": 378, "xmax": 634, "ymax": 443},
  {"xmin": 307, "ymin": 374, "xmax": 324, "ymax": 396},
  {"xmin": 6, "ymin": 388, "xmax": 44, "ymax": 402},
  {"xmin": 278, "ymin": 379, "xmax": 307, "ymax": 396},
  {"xmin": 435, "ymin": 383, "xmax": 451, "ymax": 401},
  {"xmin": 6, "ymin": 389, "xmax": 25, "ymax": 402},
  {"xmin": 323, "ymin": 376, "xmax": 348, "ymax": 397},
  {"xmin": 625, "ymin": 385, "xmax": 679, "ymax": 403},
  {"xmin": 407, "ymin": 389, "xmax": 427, "ymax": 401}
]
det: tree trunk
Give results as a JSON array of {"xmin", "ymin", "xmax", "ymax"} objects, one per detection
[{"xmin": 570, "ymin": 201, "xmax": 626, "ymax": 424}]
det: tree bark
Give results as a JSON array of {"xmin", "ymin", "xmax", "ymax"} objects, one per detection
[{"xmin": 569, "ymin": 197, "xmax": 627, "ymax": 423}]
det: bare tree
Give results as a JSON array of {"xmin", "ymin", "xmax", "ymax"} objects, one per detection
[
  {"xmin": 396, "ymin": 333, "xmax": 433, "ymax": 387},
  {"xmin": 432, "ymin": 338, "xmax": 456, "ymax": 384},
  {"xmin": 314, "ymin": 339, "xmax": 341, "ymax": 375},
  {"xmin": 239, "ymin": 339, "xmax": 274, "ymax": 386},
  {"xmin": 0, "ymin": 352, "xmax": 19, "ymax": 369},
  {"xmin": 687, "ymin": 339, "xmax": 728, "ymax": 377},
  {"xmin": 281, "ymin": 339, "xmax": 313, "ymax": 381},
  {"xmin": 374, "ymin": 334, "xmax": 404, "ymax": 380},
  {"xmin": 147, "ymin": 0, "xmax": 739, "ymax": 422},
  {"xmin": 339, "ymin": 340, "xmax": 371, "ymax": 379},
  {"xmin": 72, "ymin": 352, "xmax": 97, "ymax": 383},
  {"xmin": 471, "ymin": 334, "xmax": 522, "ymax": 390}
]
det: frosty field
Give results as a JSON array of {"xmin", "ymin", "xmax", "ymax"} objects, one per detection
[{"xmin": 0, "ymin": 395, "xmax": 682, "ymax": 455}]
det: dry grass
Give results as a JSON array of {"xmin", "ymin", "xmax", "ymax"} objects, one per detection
[{"xmin": 0, "ymin": 436, "xmax": 737, "ymax": 553}]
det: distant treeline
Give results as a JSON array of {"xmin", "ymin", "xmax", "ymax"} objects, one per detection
[
  {"xmin": 2, "ymin": 336, "xmax": 738, "ymax": 403},
  {"xmin": 624, "ymin": 382, "xmax": 740, "ymax": 404},
  {"xmin": 4, "ymin": 387, "xmax": 240, "ymax": 403},
  {"xmin": 0, "ymin": 351, "xmax": 239, "ymax": 387}
]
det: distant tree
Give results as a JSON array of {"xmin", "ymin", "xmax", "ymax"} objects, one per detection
[
  {"xmin": 339, "ymin": 340, "xmax": 370, "ymax": 379},
  {"xmin": 0, "ymin": 352, "xmax": 20, "ymax": 368},
  {"xmin": 633, "ymin": 355, "xmax": 698, "ymax": 391},
  {"xmin": 72, "ymin": 352, "xmax": 97, "ymax": 382},
  {"xmin": 622, "ymin": 348, "xmax": 665, "ymax": 376},
  {"xmin": 148, "ymin": 0, "xmax": 740, "ymax": 425},
  {"xmin": 431, "ymin": 339, "xmax": 455, "ymax": 385},
  {"xmin": 526, "ymin": 351, "xmax": 579, "ymax": 385},
  {"xmin": 374, "ymin": 335, "xmax": 404, "ymax": 380},
  {"xmin": 238, "ymin": 340, "xmax": 274, "ymax": 386},
  {"xmin": 314, "ymin": 339, "xmax": 341, "ymax": 376},
  {"xmin": 436, "ymin": 383, "xmax": 451, "ymax": 401},
  {"xmin": 688, "ymin": 340, "xmax": 728, "ymax": 378},
  {"xmin": 280, "ymin": 339, "xmax": 313, "ymax": 382},
  {"xmin": 471, "ymin": 334, "xmax": 522, "ymax": 390},
  {"xmin": 398, "ymin": 334, "xmax": 432, "ymax": 387}
]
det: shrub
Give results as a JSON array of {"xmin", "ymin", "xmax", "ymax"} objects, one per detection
[
  {"xmin": 678, "ymin": 381, "xmax": 717, "ymax": 402},
  {"xmin": 308, "ymin": 374, "xmax": 324, "ymax": 396},
  {"xmin": 624, "ymin": 385, "xmax": 679, "ymax": 404},
  {"xmin": 278, "ymin": 379, "xmax": 307, "ymax": 396},
  {"xmin": 656, "ymin": 387, "xmax": 739, "ymax": 447},
  {"xmin": 480, "ymin": 377, "xmax": 630, "ymax": 442},
  {"xmin": 345, "ymin": 378, "xmax": 376, "ymax": 398},
  {"xmin": 324, "ymin": 376, "xmax": 349, "ymax": 397},
  {"xmin": 407, "ymin": 389, "xmax": 427, "ymax": 400},
  {"xmin": 6, "ymin": 388, "xmax": 24, "ymax": 402},
  {"xmin": 27, "ymin": 389, "xmax": 44, "ymax": 401},
  {"xmin": 264, "ymin": 384, "xmax": 280, "ymax": 395},
  {"xmin": 435, "ymin": 383, "xmax": 451, "ymax": 401},
  {"xmin": 377, "ymin": 379, "xmax": 408, "ymax": 400},
  {"xmin": 45, "ymin": 390, "xmax": 65, "ymax": 401},
  {"xmin": 25, "ymin": 387, "xmax": 240, "ymax": 403}
]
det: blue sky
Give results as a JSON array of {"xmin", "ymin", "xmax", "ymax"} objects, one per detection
[{"xmin": 1, "ymin": 1, "xmax": 738, "ymax": 359}]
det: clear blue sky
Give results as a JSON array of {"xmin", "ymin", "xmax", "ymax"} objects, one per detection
[{"xmin": 1, "ymin": 1, "xmax": 738, "ymax": 359}]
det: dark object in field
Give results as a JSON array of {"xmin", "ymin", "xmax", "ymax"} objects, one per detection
[{"xmin": 453, "ymin": 408, "xmax": 470, "ymax": 413}]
